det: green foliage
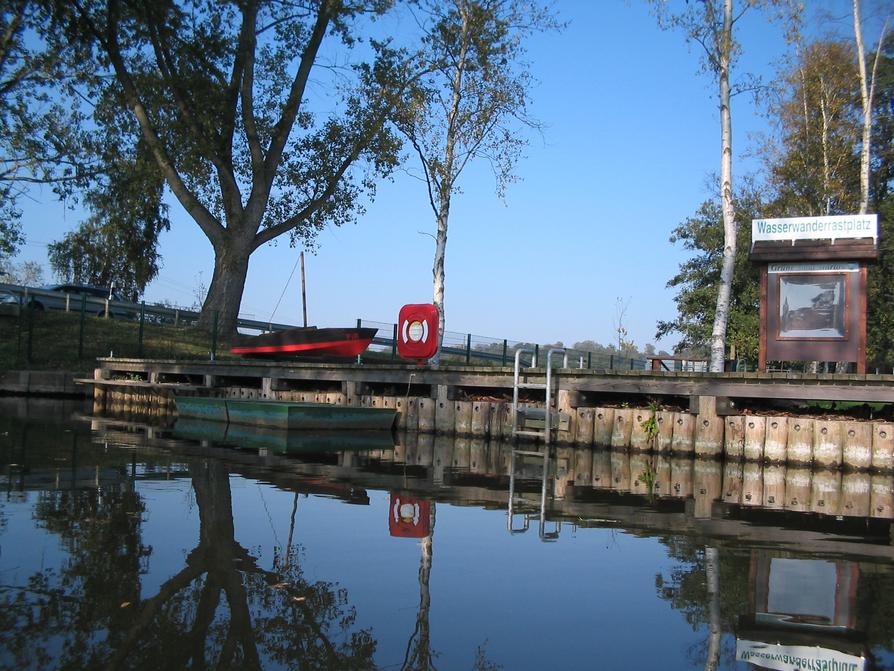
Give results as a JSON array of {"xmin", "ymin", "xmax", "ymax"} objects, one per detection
[
  {"xmin": 656, "ymin": 182, "xmax": 765, "ymax": 360},
  {"xmin": 867, "ymin": 37, "xmax": 894, "ymax": 367},
  {"xmin": 764, "ymin": 40, "xmax": 861, "ymax": 217},
  {"xmin": 45, "ymin": 0, "xmax": 406, "ymax": 332},
  {"xmin": 47, "ymin": 140, "xmax": 169, "ymax": 301}
]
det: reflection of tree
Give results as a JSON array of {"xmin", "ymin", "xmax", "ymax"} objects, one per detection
[
  {"xmin": 654, "ymin": 538, "xmax": 750, "ymax": 669},
  {"xmin": 0, "ymin": 459, "xmax": 377, "ymax": 669},
  {"xmin": 401, "ymin": 509, "xmax": 436, "ymax": 671}
]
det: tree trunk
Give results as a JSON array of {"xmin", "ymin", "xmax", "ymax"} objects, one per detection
[
  {"xmin": 709, "ymin": 0, "xmax": 735, "ymax": 374},
  {"xmin": 704, "ymin": 546, "xmax": 722, "ymax": 671},
  {"xmin": 430, "ymin": 203, "xmax": 449, "ymax": 366},
  {"xmin": 198, "ymin": 233, "xmax": 254, "ymax": 336},
  {"xmin": 854, "ymin": 0, "xmax": 871, "ymax": 215}
]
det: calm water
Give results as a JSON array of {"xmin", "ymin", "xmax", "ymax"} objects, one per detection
[{"xmin": 1, "ymin": 399, "xmax": 893, "ymax": 670}]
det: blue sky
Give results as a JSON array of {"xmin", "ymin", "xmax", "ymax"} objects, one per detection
[{"xmin": 15, "ymin": 1, "xmax": 887, "ymax": 351}]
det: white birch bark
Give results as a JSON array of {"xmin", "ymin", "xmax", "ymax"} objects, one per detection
[
  {"xmin": 709, "ymin": 0, "xmax": 736, "ymax": 373},
  {"xmin": 853, "ymin": 0, "xmax": 888, "ymax": 215}
]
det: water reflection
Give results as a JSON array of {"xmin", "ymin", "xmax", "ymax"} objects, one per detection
[{"xmin": 1, "ymin": 411, "xmax": 893, "ymax": 670}]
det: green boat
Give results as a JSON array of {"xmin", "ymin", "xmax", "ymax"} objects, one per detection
[
  {"xmin": 174, "ymin": 396, "xmax": 397, "ymax": 431},
  {"xmin": 173, "ymin": 418, "xmax": 396, "ymax": 454}
]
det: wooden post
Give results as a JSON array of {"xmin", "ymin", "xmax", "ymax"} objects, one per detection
[
  {"xmin": 742, "ymin": 462, "xmax": 763, "ymax": 506},
  {"xmin": 573, "ymin": 447, "xmax": 594, "ymax": 487},
  {"xmin": 870, "ymin": 474, "xmax": 893, "ymax": 518},
  {"xmin": 784, "ymin": 468, "xmax": 811, "ymax": 511},
  {"xmin": 764, "ymin": 417, "xmax": 788, "ymax": 463},
  {"xmin": 610, "ymin": 451, "xmax": 630, "ymax": 492},
  {"xmin": 763, "ymin": 464, "xmax": 786, "ymax": 509},
  {"xmin": 724, "ymin": 416, "xmax": 745, "ymax": 460},
  {"xmin": 814, "ymin": 420, "xmax": 843, "ymax": 469},
  {"xmin": 630, "ymin": 408, "xmax": 654, "ymax": 452},
  {"xmin": 418, "ymin": 398, "xmax": 435, "ymax": 433},
  {"xmin": 843, "ymin": 421, "xmax": 873, "ymax": 470},
  {"xmin": 670, "ymin": 456, "xmax": 693, "ymax": 498},
  {"xmin": 840, "ymin": 473, "xmax": 871, "ymax": 517},
  {"xmin": 671, "ymin": 412, "xmax": 695, "ymax": 455},
  {"xmin": 471, "ymin": 402, "xmax": 491, "ymax": 437},
  {"xmin": 786, "ymin": 418, "xmax": 814, "ymax": 466},
  {"xmin": 611, "ymin": 408, "xmax": 633, "ymax": 449},
  {"xmin": 592, "ymin": 450, "xmax": 611, "ymax": 488},
  {"xmin": 656, "ymin": 411, "xmax": 674, "ymax": 453},
  {"xmin": 693, "ymin": 460, "xmax": 721, "ymax": 518},
  {"xmin": 694, "ymin": 397, "xmax": 723, "ymax": 458},
  {"xmin": 811, "ymin": 470, "xmax": 841, "ymax": 515},
  {"xmin": 594, "ymin": 408, "xmax": 614, "ymax": 447},
  {"xmin": 575, "ymin": 408, "xmax": 594, "ymax": 445},
  {"xmin": 872, "ymin": 423, "xmax": 894, "ymax": 472},
  {"xmin": 455, "ymin": 401, "xmax": 473, "ymax": 436},
  {"xmin": 744, "ymin": 416, "xmax": 766, "ymax": 461},
  {"xmin": 722, "ymin": 460, "xmax": 743, "ymax": 504}
]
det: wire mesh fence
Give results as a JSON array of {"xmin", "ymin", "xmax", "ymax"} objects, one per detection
[{"xmin": 0, "ymin": 281, "xmax": 650, "ymax": 370}]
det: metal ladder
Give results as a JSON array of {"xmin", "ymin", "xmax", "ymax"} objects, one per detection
[{"xmin": 507, "ymin": 347, "xmax": 567, "ymax": 540}]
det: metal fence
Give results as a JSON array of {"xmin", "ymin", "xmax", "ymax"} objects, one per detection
[{"xmin": 0, "ymin": 282, "xmax": 649, "ymax": 369}]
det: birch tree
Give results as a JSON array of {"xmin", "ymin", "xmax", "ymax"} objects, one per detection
[
  {"xmin": 52, "ymin": 0, "xmax": 407, "ymax": 333},
  {"xmin": 394, "ymin": 0, "xmax": 558, "ymax": 362},
  {"xmin": 649, "ymin": 1, "xmax": 791, "ymax": 372},
  {"xmin": 853, "ymin": 0, "xmax": 889, "ymax": 214}
]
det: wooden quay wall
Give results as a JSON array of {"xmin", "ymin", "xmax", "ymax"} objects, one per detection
[{"xmin": 86, "ymin": 358, "xmax": 894, "ymax": 472}]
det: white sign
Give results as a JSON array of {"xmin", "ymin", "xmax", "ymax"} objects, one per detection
[
  {"xmin": 752, "ymin": 215, "xmax": 878, "ymax": 244},
  {"xmin": 768, "ymin": 262, "xmax": 860, "ymax": 274},
  {"xmin": 736, "ymin": 639, "xmax": 865, "ymax": 671}
]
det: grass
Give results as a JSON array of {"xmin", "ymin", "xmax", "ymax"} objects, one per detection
[{"xmin": 0, "ymin": 310, "xmax": 240, "ymax": 371}]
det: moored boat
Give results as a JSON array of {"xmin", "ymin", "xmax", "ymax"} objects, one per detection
[{"xmin": 230, "ymin": 326, "xmax": 377, "ymax": 358}]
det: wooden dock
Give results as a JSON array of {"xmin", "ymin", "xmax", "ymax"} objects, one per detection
[{"xmin": 81, "ymin": 358, "xmax": 894, "ymax": 471}]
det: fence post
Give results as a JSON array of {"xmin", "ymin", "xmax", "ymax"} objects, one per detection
[
  {"xmin": 501, "ymin": 339, "xmax": 507, "ymax": 366},
  {"xmin": 629, "ymin": 357, "xmax": 634, "ymax": 370},
  {"xmin": 534, "ymin": 344, "xmax": 539, "ymax": 367},
  {"xmin": 16, "ymin": 295, "xmax": 23, "ymax": 363},
  {"xmin": 138, "ymin": 302, "xmax": 145, "ymax": 357},
  {"xmin": 609, "ymin": 354, "xmax": 614, "ymax": 370},
  {"xmin": 356, "ymin": 318, "xmax": 362, "ymax": 329},
  {"xmin": 465, "ymin": 333, "xmax": 471, "ymax": 364},
  {"xmin": 587, "ymin": 352, "xmax": 592, "ymax": 369},
  {"xmin": 391, "ymin": 323, "xmax": 398, "ymax": 360},
  {"xmin": 211, "ymin": 311, "xmax": 219, "ymax": 360},
  {"xmin": 78, "ymin": 294, "xmax": 86, "ymax": 359}
]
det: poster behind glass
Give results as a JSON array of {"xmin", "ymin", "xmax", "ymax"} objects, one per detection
[{"xmin": 778, "ymin": 273, "xmax": 846, "ymax": 339}]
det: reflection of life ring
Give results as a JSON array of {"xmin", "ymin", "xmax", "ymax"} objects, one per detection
[
  {"xmin": 389, "ymin": 493, "xmax": 431, "ymax": 538},
  {"xmin": 397, "ymin": 304, "xmax": 439, "ymax": 361}
]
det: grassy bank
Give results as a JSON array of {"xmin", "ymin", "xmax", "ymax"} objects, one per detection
[{"xmin": 0, "ymin": 310, "xmax": 239, "ymax": 371}]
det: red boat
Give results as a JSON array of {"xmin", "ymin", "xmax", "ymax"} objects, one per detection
[{"xmin": 230, "ymin": 326, "xmax": 377, "ymax": 358}]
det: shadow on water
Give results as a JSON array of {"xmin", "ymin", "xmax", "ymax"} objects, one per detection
[{"xmin": 0, "ymin": 406, "xmax": 893, "ymax": 670}]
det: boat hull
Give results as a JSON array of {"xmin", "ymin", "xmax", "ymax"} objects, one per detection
[
  {"xmin": 175, "ymin": 396, "xmax": 397, "ymax": 432},
  {"xmin": 230, "ymin": 326, "xmax": 377, "ymax": 358}
]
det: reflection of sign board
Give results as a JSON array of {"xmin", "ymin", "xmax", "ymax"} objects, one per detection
[
  {"xmin": 752, "ymin": 215, "xmax": 877, "ymax": 244},
  {"xmin": 735, "ymin": 640, "xmax": 865, "ymax": 671},
  {"xmin": 389, "ymin": 494, "xmax": 431, "ymax": 538}
]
